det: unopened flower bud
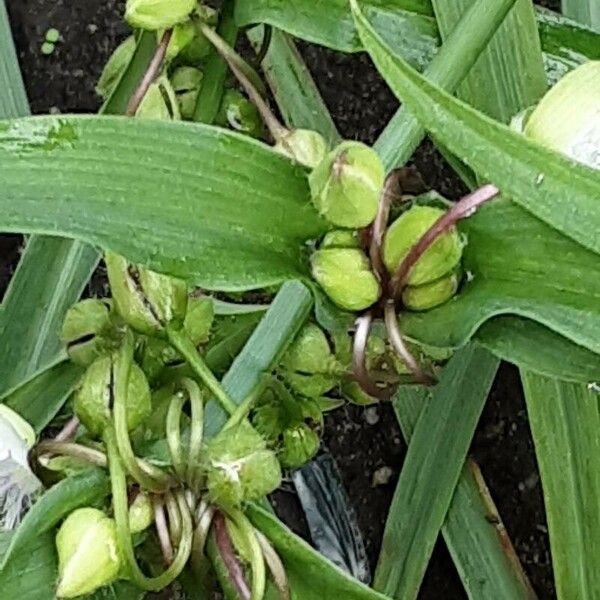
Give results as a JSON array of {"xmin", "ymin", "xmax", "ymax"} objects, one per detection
[
  {"xmin": 162, "ymin": 22, "xmax": 195, "ymax": 61},
  {"xmin": 525, "ymin": 61, "xmax": 600, "ymax": 169},
  {"xmin": 56, "ymin": 508, "xmax": 121, "ymax": 598},
  {"xmin": 105, "ymin": 252, "xmax": 188, "ymax": 336},
  {"xmin": 206, "ymin": 422, "xmax": 281, "ymax": 509},
  {"xmin": 383, "ymin": 205, "xmax": 463, "ymax": 286},
  {"xmin": 217, "ymin": 89, "xmax": 263, "ymax": 139},
  {"xmin": 61, "ymin": 299, "xmax": 115, "ymax": 366},
  {"xmin": 74, "ymin": 355, "xmax": 151, "ymax": 436},
  {"xmin": 96, "ymin": 36, "xmax": 135, "ymax": 100},
  {"xmin": 171, "ymin": 66, "xmax": 203, "ymax": 120},
  {"xmin": 136, "ymin": 77, "xmax": 179, "ymax": 120},
  {"xmin": 402, "ymin": 272, "xmax": 460, "ymax": 311},
  {"xmin": 183, "ymin": 296, "xmax": 214, "ymax": 345},
  {"xmin": 283, "ymin": 323, "xmax": 340, "ymax": 375},
  {"xmin": 178, "ymin": 7, "xmax": 217, "ymax": 63},
  {"xmin": 125, "ymin": 0, "xmax": 196, "ymax": 31},
  {"xmin": 311, "ymin": 248, "xmax": 380, "ymax": 311},
  {"xmin": 320, "ymin": 229, "xmax": 361, "ymax": 249},
  {"xmin": 129, "ymin": 491, "xmax": 154, "ymax": 534},
  {"xmin": 309, "ymin": 141, "xmax": 384, "ymax": 228},
  {"xmin": 279, "ymin": 424, "xmax": 320, "ymax": 469},
  {"xmin": 274, "ymin": 129, "xmax": 328, "ymax": 169}
]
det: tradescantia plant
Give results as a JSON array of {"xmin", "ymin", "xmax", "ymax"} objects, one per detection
[{"xmin": 1, "ymin": 0, "xmax": 600, "ymax": 598}]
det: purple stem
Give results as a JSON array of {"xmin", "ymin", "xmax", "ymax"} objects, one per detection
[
  {"xmin": 153, "ymin": 495, "xmax": 174, "ymax": 565},
  {"xmin": 125, "ymin": 29, "xmax": 173, "ymax": 117},
  {"xmin": 214, "ymin": 511, "xmax": 251, "ymax": 600},
  {"xmin": 54, "ymin": 416, "xmax": 80, "ymax": 442}
]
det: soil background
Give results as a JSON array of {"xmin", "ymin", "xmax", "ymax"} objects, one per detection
[{"xmin": 3, "ymin": 0, "xmax": 562, "ymax": 598}]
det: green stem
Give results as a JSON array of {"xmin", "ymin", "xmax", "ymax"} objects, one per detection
[
  {"xmin": 226, "ymin": 509, "xmax": 266, "ymax": 600},
  {"xmin": 35, "ymin": 441, "xmax": 107, "ymax": 468},
  {"xmin": 165, "ymin": 490, "xmax": 183, "ymax": 547},
  {"xmin": 166, "ymin": 392, "xmax": 186, "ymax": 480},
  {"xmin": 181, "ymin": 378, "xmax": 204, "ymax": 491},
  {"xmin": 105, "ymin": 425, "xmax": 193, "ymax": 591},
  {"xmin": 167, "ymin": 326, "xmax": 237, "ymax": 416},
  {"xmin": 192, "ymin": 0, "xmax": 237, "ymax": 124},
  {"xmin": 113, "ymin": 336, "xmax": 172, "ymax": 492}
]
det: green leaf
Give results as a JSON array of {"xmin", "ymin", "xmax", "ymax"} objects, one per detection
[
  {"xmin": 101, "ymin": 31, "xmax": 157, "ymax": 116},
  {"xmin": 193, "ymin": 1, "xmax": 237, "ymax": 124},
  {"xmin": 0, "ymin": 357, "xmax": 83, "ymax": 433},
  {"xmin": 0, "ymin": 27, "xmax": 157, "ymax": 401},
  {"xmin": 401, "ymin": 199, "xmax": 600, "ymax": 363},
  {"xmin": 0, "ymin": 468, "xmax": 110, "ymax": 571},
  {"xmin": 0, "ymin": 116, "xmax": 327, "ymax": 290},
  {"xmin": 538, "ymin": 7, "xmax": 600, "ymax": 85},
  {"xmin": 432, "ymin": 0, "xmax": 546, "ymax": 123},
  {"xmin": 246, "ymin": 26, "xmax": 341, "ymax": 147},
  {"xmin": 0, "ymin": 530, "xmax": 57, "ymax": 600},
  {"xmin": 0, "ymin": 238, "xmax": 98, "ymax": 395},
  {"xmin": 521, "ymin": 374, "xmax": 600, "ymax": 599},
  {"xmin": 375, "ymin": 345, "xmax": 498, "ymax": 597},
  {"xmin": 0, "ymin": 0, "xmax": 28, "ymax": 118},
  {"xmin": 236, "ymin": 0, "xmax": 600, "ymax": 83},
  {"xmin": 390, "ymin": 377, "xmax": 535, "ymax": 599},
  {"xmin": 478, "ymin": 316, "xmax": 600, "ymax": 383},
  {"xmin": 248, "ymin": 504, "xmax": 391, "ymax": 599},
  {"xmin": 204, "ymin": 280, "xmax": 313, "ymax": 437},
  {"xmin": 562, "ymin": 0, "xmax": 600, "ymax": 31},
  {"xmin": 351, "ymin": 0, "xmax": 600, "ymax": 255},
  {"xmin": 236, "ymin": 0, "xmax": 438, "ymax": 69},
  {"xmin": 374, "ymin": 0, "xmax": 527, "ymax": 171}
]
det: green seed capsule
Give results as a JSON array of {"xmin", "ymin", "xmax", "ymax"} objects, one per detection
[
  {"xmin": 74, "ymin": 355, "xmax": 151, "ymax": 436},
  {"xmin": 45, "ymin": 28, "xmax": 60, "ymax": 43},
  {"xmin": 56, "ymin": 508, "xmax": 121, "ymax": 598},
  {"xmin": 283, "ymin": 323, "xmax": 340, "ymax": 375},
  {"xmin": 525, "ymin": 61, "xmax": 600, "ymax": 169},
  {"xmin": 171, "ymin": 66, "xmax": 203, "ymax": 120},
  {"xmin": 402, "ymin": 272, "xmax": 460, "ymax": 311},
  {"xmin": 274, "ymin": 129, "xmax": 328, "ymax": 169},
  {"xmin": 383, "ymin": 205, "xmax": 463, "ymax": 286},
  {"xmin": 129, "ymin": 492, "xmax": 154, "ymax": 534},
  {"xmin": 61, "ymin": 299, "xmax": 115, "ymax": 366},
  {"xmin": 217, "ymin": 89, "xmax": 263, "ymax": 139},
  {"xmin": 96, "ymin": 36, "xmax": 135, "ymax": 100},
  {"xmin": 105, "ymin": 252, "xmax": 188, "ymax": 336},
  {"xmin": 279, "ymin": 424, "xmax": 320, "ymax": 469},
  {"xmin": 311, "ymin": 248, "xmax": 381, "ymax": 311},
  {"xmin": 125, "ymin": 0, "xmax": 196, "ymax": 31},
  {"xmin": 320, "ymin": 229, "xmax": 361, "ymax": 249},
  {"xmin": 309, "ymin": 141, "xmax": 384, "ymax": 228},
  {"xmin": 206, "ymin": 422, "xmax": 281, "ymax": 509}
]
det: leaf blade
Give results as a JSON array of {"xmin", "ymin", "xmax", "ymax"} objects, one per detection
[{"xmin": 0, "ymin": 116, "xmax": 327, "ymax": 290}]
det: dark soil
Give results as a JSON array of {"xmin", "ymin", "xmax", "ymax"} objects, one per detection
[{"xmin": 3, "ymin": 1, "xmax": 561, "ymax": 598}]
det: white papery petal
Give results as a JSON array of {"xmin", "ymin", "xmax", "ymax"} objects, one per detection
[{"xmin": 0, "ymin": 415, "xmax": 42, "ymax": 530}]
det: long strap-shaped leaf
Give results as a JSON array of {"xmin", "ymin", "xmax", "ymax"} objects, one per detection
[
  {"xmin": 563, "ymin": 0, "xmax": 600, "ymax": 31},
  {"xmin": 522, "ymin": 6, "xmax": 600, "ymax": 600},
  {"xmin": 351, "ymin": 0, "xmax": 600, "ymax": 256},
  {"xmin": 0, "ymin": 3, "xmax": 98, "ymax": 394},
  {"xmin": 0, "ymin": 116, "xmax": 327, "ymax": 289},
  {"xmin": 0, "ymin": 24, "xmax": 157, "ymax": 396},
  {"xmin": 375, "ymin": 346, "xmax": 500, "ymax": 598},
  {"xmin": 521, "ymin": 374, "xmax": 600, "ymax": 599}
]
